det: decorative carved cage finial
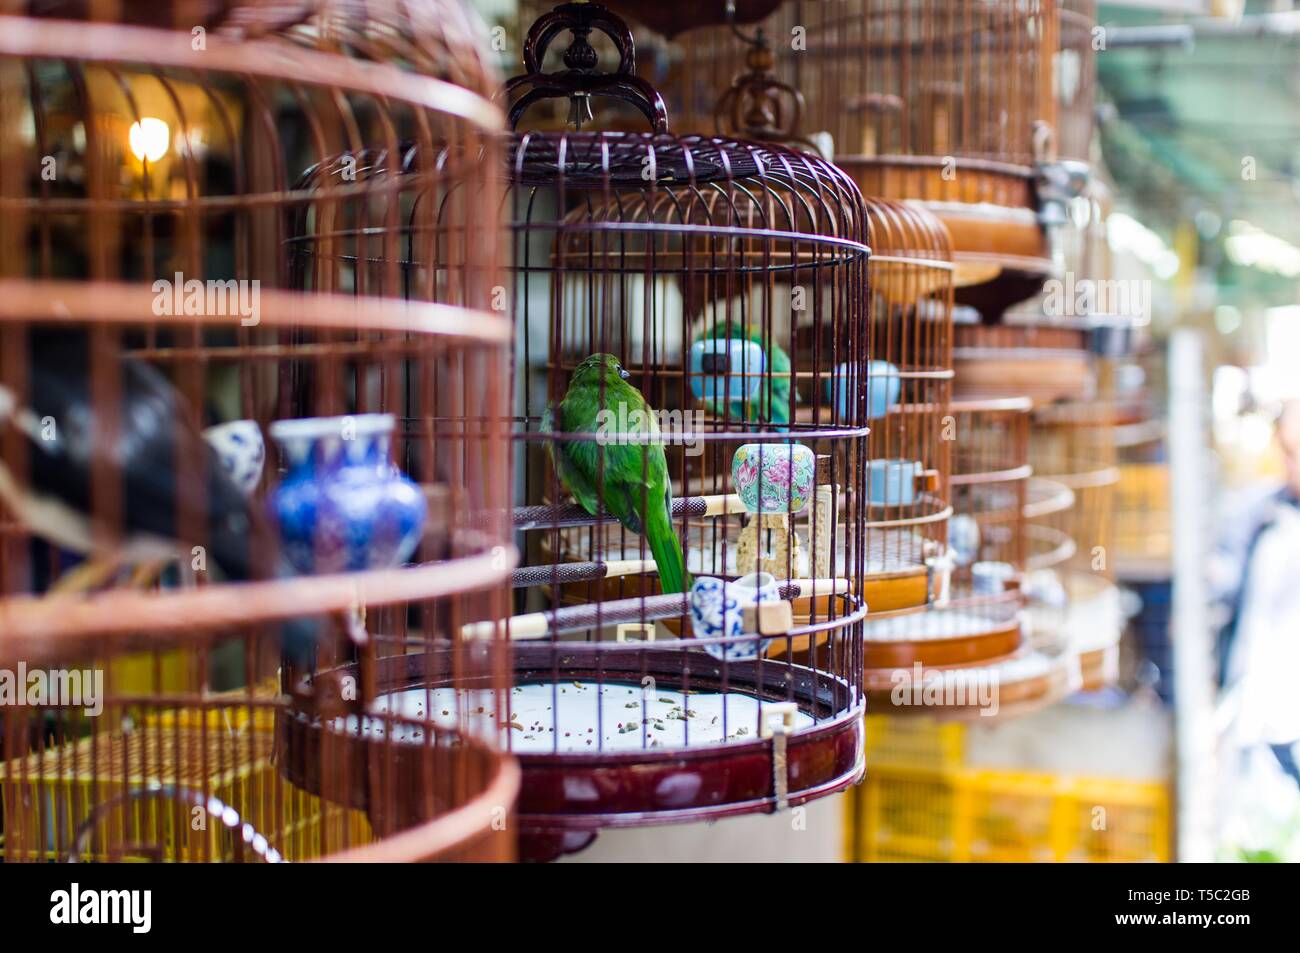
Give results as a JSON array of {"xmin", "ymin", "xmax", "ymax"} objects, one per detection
[
  {"xmin": 504, "ymin": 1, "xmax": 667, "ymax": 131},
  {"xmin": 713, "ymin": 25, "xmax": 820, "ymax": 155}
]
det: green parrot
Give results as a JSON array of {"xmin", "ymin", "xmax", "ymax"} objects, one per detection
[
  {"xmin": 542, "ymin": 354, "xmax": 690, "ymax": 594},
  {"xmin": 702, "ymin": 320, "xmax": 794, "ymax": 426}
]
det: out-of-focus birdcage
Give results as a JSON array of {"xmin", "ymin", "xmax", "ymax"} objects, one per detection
[
  {"xmin": 658, "ymin": 0, "xmax": 1089, "ymax": 322},
  {"xmin": 950, "ymin": 396, "xmax": 1032, "ymax": 575},
  {"xmin": 954, "ymin": 321, "xmax": 1094, "ymax": 404},
  {"xmin": 859, "ymin": 198, "xmax": 953, "ymax": 619},
  {"xmin": 858, "ymin": 394, "xmax": 1089, "ymax": 720},
  {"xmin": 853, "ymin": 202, "xmax": 1033, "ymax": 700},
  {"xmin": 0, "ymin": 0, "xmax": 518, "ymax": 861},
  {"xmin": 489, "ymin": 1, "xmax": 869, "ymax": 861},
  {"xmin": 1025, "ymin": 401, "xmax": 1123, "ymax": 686},
  {"xmin": 1055, "ymin": 0, "xmax": 1096, "ymax": 164}
]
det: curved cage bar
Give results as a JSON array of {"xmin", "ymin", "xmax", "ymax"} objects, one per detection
[{"xmin": 0, "ymin": 1, "xmax": 517, "ymax": 862}]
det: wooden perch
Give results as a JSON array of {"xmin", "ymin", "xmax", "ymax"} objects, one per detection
[{"xmin": 462, "ymin": 577, "xmax": 851, "ymax": 641}]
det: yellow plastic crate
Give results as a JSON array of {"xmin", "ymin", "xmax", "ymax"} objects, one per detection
[
  {"xmin": 863, "ymin": 715, "xmax": 965, "ymax": 771},
  {"xmin": 1115, "ymin": 463, "xmax": 1172, "ymax": 562},
  {"xmin": 845, "ymin": 765, "xmax": 963, "ymax": 863},
  {"xmin": 0, "ymin": 716, "xmax": 370, "ymax": 862},
  {"xmin": 962, "ymin": 769, "xmax": 1068, "ymax": 863},
  {"xmin": 1061, "ymin": 777, "xmax": 1169, "ymax": 863},
  {"xmin": 845, "ymin": 765, "xmax": 1171, "ymax": 863}
]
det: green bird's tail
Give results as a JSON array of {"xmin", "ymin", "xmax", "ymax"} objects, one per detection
[{"xmin": 645, "ymin": 497, "xmax": 690, "ymax": 595}]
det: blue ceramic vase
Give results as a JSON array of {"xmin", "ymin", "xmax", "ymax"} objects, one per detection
[{"xmin": 269, "ymin": 413, "xmax": 426, "ymax": 574}]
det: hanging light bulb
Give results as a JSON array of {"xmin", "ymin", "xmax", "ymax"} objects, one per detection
[{"xmin": 128, "ymin": 117, "xmax": 170, "ymax": 163}]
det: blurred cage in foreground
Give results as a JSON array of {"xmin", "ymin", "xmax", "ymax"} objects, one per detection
[
  {"xmin": 0, "ymin": 659, "xmax": 517, "ymax": 862},
  {"xmin": 0, "ymin": 0, "xmax": 519, "ymax": 861}
]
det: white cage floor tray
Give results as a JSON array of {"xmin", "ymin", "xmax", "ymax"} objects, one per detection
[
  {"xmin": 862, "ymin": 609, "xmax": 1013, "ymax": 643},
  {"xmin": 342, "ymin": 682, "xmax": 814, "ymax": 754}
]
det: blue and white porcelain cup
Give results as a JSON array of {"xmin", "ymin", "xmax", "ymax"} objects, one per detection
[
  {"xmin": 689, "ymin": 571, "xmax": 782, "ymax": 662},
  {"xmin": 972, "ymin": 560, "xmax": 1017, "ymax": 595},
  {"xmin": 203, "ymin": 419, "xmax": 265, "ymax": 499},
  {"xmin": 867, "ymin": 458, "xmax": 923, "ymax": 506},
  {"xmin": 827, "ymin": 359, "xmax": 901, "ymax": 420}
]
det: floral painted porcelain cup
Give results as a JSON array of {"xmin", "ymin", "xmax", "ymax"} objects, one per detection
[
  {"xmin": 689, "ymin": 571, "xmax": 782, "ymax": 661},
  {"xmin": 731, "ymin": 443, "xmax": 816, "ymax": 514}
]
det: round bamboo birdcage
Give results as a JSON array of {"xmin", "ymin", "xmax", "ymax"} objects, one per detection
[
  {"xmin": 1026, "ymin": 400, "xmax": 1124, "ymax": 689},
  {"xmin": 954, "ymin": 320, "xmax": 1094, "ymax": 403},
  {"xmin": 657, "ymin": 0, "xmax": 1083, "ymax": 322},
  {"xmin": 1056, "ymin": 0, "xmax": 1097, "ymax": 164},
  {"xmin": 497, "ymin": 1, "xmax": 868, "ymax": 860},
  {"xmin": 858, "ymin": 397, "xmax": 1033, "ymax": 717},
  {"xmin": 950, "ymin": 396, "xmax": 1033, "ymax": 575},
  {"xmin": 0, "ymin": 0, "xmax": 517, "ymax": 861},
  {"xmin": 863, "ymin": 646, "xmax": 1078, "ymax": 720}
]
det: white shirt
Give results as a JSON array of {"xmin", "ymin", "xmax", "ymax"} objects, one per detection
[{"xmin": 1226, "ymin": 500, "xmax": 1300, "ymax": 745}]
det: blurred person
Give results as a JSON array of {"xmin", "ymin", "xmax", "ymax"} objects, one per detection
[{"xmin": 1212, "ymin": 399, "xmax": 1300, "ymax": 789}]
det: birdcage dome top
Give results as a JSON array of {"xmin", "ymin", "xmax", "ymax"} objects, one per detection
[
  {"xmin": 507, "ymin": 130, "xmax": 866, "ymax": 192},
  {"xmin": 506, "ymin": 130, "xmax": 871, "ymax": 258}
]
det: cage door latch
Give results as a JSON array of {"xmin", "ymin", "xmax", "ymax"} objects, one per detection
[{"xmin": 761, "ymin": 702, "xmax": 799, "ymax": 812}]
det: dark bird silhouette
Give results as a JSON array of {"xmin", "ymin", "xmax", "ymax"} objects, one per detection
[{"xmin": 0, "ymin": 328, "xmax": 318, "ymax": 664}]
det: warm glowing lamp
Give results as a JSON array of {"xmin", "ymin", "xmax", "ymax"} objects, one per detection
[{"xmin": 128, "ymin": 117, "xmax": 170, "ymax": 163}]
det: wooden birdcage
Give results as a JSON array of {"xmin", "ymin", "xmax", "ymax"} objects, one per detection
[
  {"xmin": 852, "ymin": 397, "xmax": 1034, "ymax": 712},
  {"xmin": 0, "ymin": 0, "xmax": 518, "ymax": 861},
  {"xmin": 657, "ymin": 0, "xmax": 1092, "ymax": 323},
  {"xmin": 497, "ymin": 1, "xmax": 868, "ymax": 860},
  {"xmin": 853, "ymin": 201, "xmax": 1032, "ymax": 695},
  {"xmin": 1025, "ymin": 400, "xmax": 1124, "ymax": 687},
  {"xmin": 950, "ymin": 396, "xmax": 1032, "ymax": 575},
  {"xmin": 954, "ymin": 320, "xmax": 1094, "ymax": 404},
  {"xmin": 1055, "ymin": 0, "xmax": 1097, "ymax": 164}
]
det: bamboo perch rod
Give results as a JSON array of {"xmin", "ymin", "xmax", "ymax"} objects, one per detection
[
  {"xmin": 510, "ymin": 559, "xmax": 655, "ymax": 588},
  {"xmin": 513, "ymin": 492, "xmax": 747, "ymax": 530},
  {"xmin": 463, "ymin": 578, "xmax": 851, "ymax": 641}
]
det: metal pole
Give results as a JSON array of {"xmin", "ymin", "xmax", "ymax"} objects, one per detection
[{"xmin": 1169, "ymin": 328, "xmax": 1216, "ymax": 862}]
